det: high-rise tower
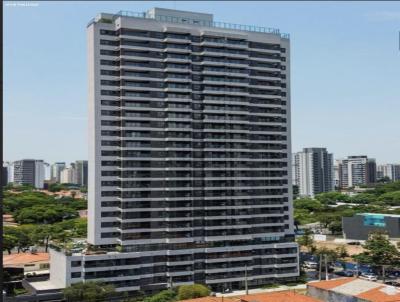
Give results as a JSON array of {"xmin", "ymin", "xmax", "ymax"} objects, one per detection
[{"xmin": 46, "ymin": 8, "xmax": 298, "ymax": 294}]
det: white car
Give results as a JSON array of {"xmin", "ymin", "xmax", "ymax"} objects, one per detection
[
  {"xmin": 360, "ymin": 274, "xmax": 378, "ymax": 281},
  {"xmin": 303, "ymin": 261, "xmax": 318, "ymax": 269}
]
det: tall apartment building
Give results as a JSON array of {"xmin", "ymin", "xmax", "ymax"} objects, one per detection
[
  {"xmin": 13, "ymin": 159, "xmax": 45, "ymax": 189},
  {"xmin": 293, "ymin": 148, "xmax": 334, "ymax": 197},
  {"xmin": 74, "ymin": 160, "xmax": 88, "ymax": 186},
  {"xmin": 2, "ymin": 166, "xmax": 8, "ymax": 187},
  {"xmin": 45, "ymin": 8, "xmax": 298, "ymax": 294},
  {"xmin": 50, "ymin": 162, "xmax": 66, "ymax": 183},
  {"xmin": 377, "ymin": 164, "xmax": 400, "ymax": 182},
  {"xmin": 338, "ymin": 156, "xmax": 376, "ymax": 188}
]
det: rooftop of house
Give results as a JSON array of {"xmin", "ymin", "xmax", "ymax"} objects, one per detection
[
  {"xmin": 3, "ymin": 252, "xmax": 50, "ymax": 267},
  {"xmin": 308, "ymin": 277, "xmax": 400, "ymax": 302},
  {"xmin": 180, "ymin": 291, "xmax": 321, "ymax": 302}
]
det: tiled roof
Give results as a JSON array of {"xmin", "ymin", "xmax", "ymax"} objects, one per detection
[
  {"xmin": 307, "ymin": 277, "xmax": 357, "ymax": 290},
  {"xmin": 239, "ymin": 291, "xmax": 321, "ymax": 302},
  {"xmin": 3, "ymin": 252, "xmax": 50, "ymax": 266},
  {"xmin": 356, "ymin": 286, "xmax": 400, "ymax": 302},
  {"xmin": 308, "ymin": 277, "xmax": 400, "ymax": 302},
  {"xmin": 180, "ymin": 291, "xmax": 321, "ymax": 302}
]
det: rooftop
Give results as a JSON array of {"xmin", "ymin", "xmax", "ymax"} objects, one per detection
[
  {"xmin": 3, "ymin": 252, "xmax": 50, "ymax": 267},
  {"xmin": 90, "ymin": 7, "xmax": 289, "ymax": 39},
  {"xmin": 308, "ymin": 277, "xmax": 400, "ymax": 302},
  {"xmin": 180, "ymin": 291, "xmax": 320, "ymax": 302}
]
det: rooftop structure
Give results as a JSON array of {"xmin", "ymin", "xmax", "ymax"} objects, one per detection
[
  {"xmin": 88, "ymin": 7, "xmax": 289, "ymax": 38},
  {"xmin": 180, "ymin": 291, "xmax": 320, "ymax": 302},
  {"xmin": 307, "ymin": 277, "xmax": 400, "ymax": 302}
]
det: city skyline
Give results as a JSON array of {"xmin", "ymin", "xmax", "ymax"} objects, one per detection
[{"xmin": 4, "ymin": 1, "xmax": 400, "ymax": 164}]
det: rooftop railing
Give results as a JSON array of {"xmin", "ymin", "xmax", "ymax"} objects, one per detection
[{"xmin": 110, "ymin": 10, "xmax": 289, "ymax": 39}]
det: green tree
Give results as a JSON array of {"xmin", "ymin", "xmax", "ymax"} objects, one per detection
[
  {"xmin": 378, "ymin": 191, "xmax": 400, "ymax": 206},
  {"xmin": 4, "ymin": 226, "xmax": 32, "ymax": 252},
  {"xmin": 315, "ymin": 192, "xmax": 349, "ymax": 205},
  {"xmin": 294, "ymin": 198, "xmax": 322, "ymax": 211},
  {"xmin": 63, "ymin": 281, "xmax": 117, "ymax": 302},
  {"xmin": 349, "ymin": 193, "xmax": 376, "ymax": 204},
  {"xmin": 297, "ymin": 229, "xmax": 316, "ymax": 254},
  {"xmin": 177, "ymin": 284, "xmax": 210, "ymax": 300},
  {"xmin": 3, "ymin": 233, "xmax": 18, "ymax": 254},
  {"xmin": 328, "ymin": 220, "xmax": 343, "ymax": 235},
  {"xmin": 143, "ymin": 289, "xmax": 176, "ymax": 302},
  {"xmin": 353, "ymin": 231, "xmax": 400, "ymax": 280}
]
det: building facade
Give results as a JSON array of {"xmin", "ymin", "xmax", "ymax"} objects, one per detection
[
  {"xmin": 337, "ymin": 156, "xmax": 376, "ymax": 188},
  {"xmin": 2, "ymin": 166, "xmax": 8, "ymax": 187},
  {"xmin": 377, "ymin": 164, "xmax": 400, "ymax": 182},
  {"xmin": 46, "ymin": 8, "xmax": 298, "ymax": 293},
  {"xmin": 13, "ymin": 159, "xmax": 45, "ymax": 189},
  {"xmin": 50, "ymin": 162, "xmax": 66, "ymax": 183},
  {"xmin": 342, "ymin": 213, "xmax": 400, "ymax": 241},
  {"xmin": 74, "ymin": 160, "xmax": 88, "ymax": 187},
  {"xmin": 293, "ymin": 148, "xmax": 334, "ymax": 197}
]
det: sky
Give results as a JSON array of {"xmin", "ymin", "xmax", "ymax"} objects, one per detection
[{"xmin": 4, "ymin": 1, "xmax": 400, "ymax": 165}]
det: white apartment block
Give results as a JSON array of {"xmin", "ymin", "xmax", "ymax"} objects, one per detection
[
  {"xmin": 50, "ymin": 162, "xmax": 66, "ymax": 183},
  {"xmin": 338, "ymin": 156, "xmax": 376, "ymax": 188},
  {"xmin": 377, "ymin": 164, "xmax": 400, "ymax": 182},
  {"xmin": 293, "ymin": 148, "xmax": 334, "ymax": 197},
  {"xmin": 43, "ymin": 8, "xmax": 298, "ymax": 294}
]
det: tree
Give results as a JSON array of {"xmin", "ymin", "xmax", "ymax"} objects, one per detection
[
  {"xmin": 294, "ymin": 198, "xmax": 322, "ymax": 211},
  {"xmin": 315, "ymin": 192, "xmax": 349, "ymax": 205},
  {"xmin": 4, "ymin": 226, "xmax": 32, "ymax": 253},
  {"xmin": 328, "ymin": 220, "xmax": 343, "ymax": 235},
  {"xmin": 63, "ymin": 281, "xmax": 117, "ymax": 302},
  {"xmin": 3, "ymin": 234, "xmax": 18, "ymax": 254},
  {"xmin": 177, "ymin": 284, "xmax": 211, "ymax": 300},
  {"xmin": 378, "ymin": 191, "xmax": 400, "ymax": 206},
  {"xmin": 143, "ymin": 289, "xmax": 176, "ymax": 302},
  {"xmin": 353, "ymin": 231, "xmax": 400, "ymax": 281},
  {"xmin": 316, "ymin": 247, "xmax": 338, "ymax": 281},
  {"xmin": 297, "ymin": 229, "xmax": 316, "ymax": 254}
]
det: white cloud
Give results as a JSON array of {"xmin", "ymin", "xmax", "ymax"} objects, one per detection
[{"xmin": 365, "ymin": 11, "xmax": 400, "ymax": 22}]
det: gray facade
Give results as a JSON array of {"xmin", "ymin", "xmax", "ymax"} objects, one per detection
[
  {"xmin": 13, "ymin": 159, "xmax": 45, "ymax": 189},
  {"xmin": 74, "ymin": 160, "xmax": 88, "ymax": 186},
  {"xmin": 343, "ymin": 213, "xmax": 400, "ymax": 241},
  {"xmin": 293, "ymin": 147, "xmax": 334, "ymax": 197},
  {"xmin": 47, "ymin": 7, "xmax": 299, "ymax": 294},
  {"xmin": 2, "ymin": 166, "xmax": 8, "ymax": 187}
]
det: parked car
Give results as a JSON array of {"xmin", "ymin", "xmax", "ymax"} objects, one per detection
[
  {"xmin": 385, "ymin": 280, "xmax": 400, "ymax": 286},
  {"xmin": 360, "ymin": 273, "xmax": 378, "ymax": 281},
  {"xmin": 335, "ymin": 270, "xmax": 354, "ymax": 277},
  {"xmin": 303, "ymin": 261, "xmax": 318, "ymax": 269}
]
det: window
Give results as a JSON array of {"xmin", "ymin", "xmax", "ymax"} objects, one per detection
[{"xmin": 71, "ymin": 272, "xmax": 81, "ymax": 278}]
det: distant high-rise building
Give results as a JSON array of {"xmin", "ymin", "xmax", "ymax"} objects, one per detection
[
  {"xmin": 74, "ymin": 160, "xmax": 88, "ymax": 186},
  {"xmin": 13, "ymin": 159, "xmax": 45, "ymax": 189},
  {"xmin": 377, "ymin": 164, "xmax": 400, "ymax": 182},
  {"xmin": 45, "ymin": 7, "xmax": 298, "ymax": 294},
  {"xmin": 60, "ymin": 167, "xmax": 74, "ymax": 184},
  {"xmin": 50, "ymin": 162, "xmax": 66, "ymax": 183},
  {"xmin": 338, "ymin": 156, "xmax": 376, "ymax": 188},
  {"xmin": 293, "ymin": 148, "xmax": 334, "ymax": 197},
  {"xmin": 2, "ymin": 166, "xmax": 8, "ymax": 187}
]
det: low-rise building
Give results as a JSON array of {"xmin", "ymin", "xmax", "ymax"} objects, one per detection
[
  {"xmin": 3, "ymin": 252, "xmax": 50, "ymax": 274},
  {"xmin": 181, "ymin": 291, "xmax": 320, "ymax": 302},
  {"xmin": 308, "ymin": 277, "xmax": 400, "ymax": 302},
  {"xmin": 342, "ymin": 213, "xmax": 400, "ymax": 241}
]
